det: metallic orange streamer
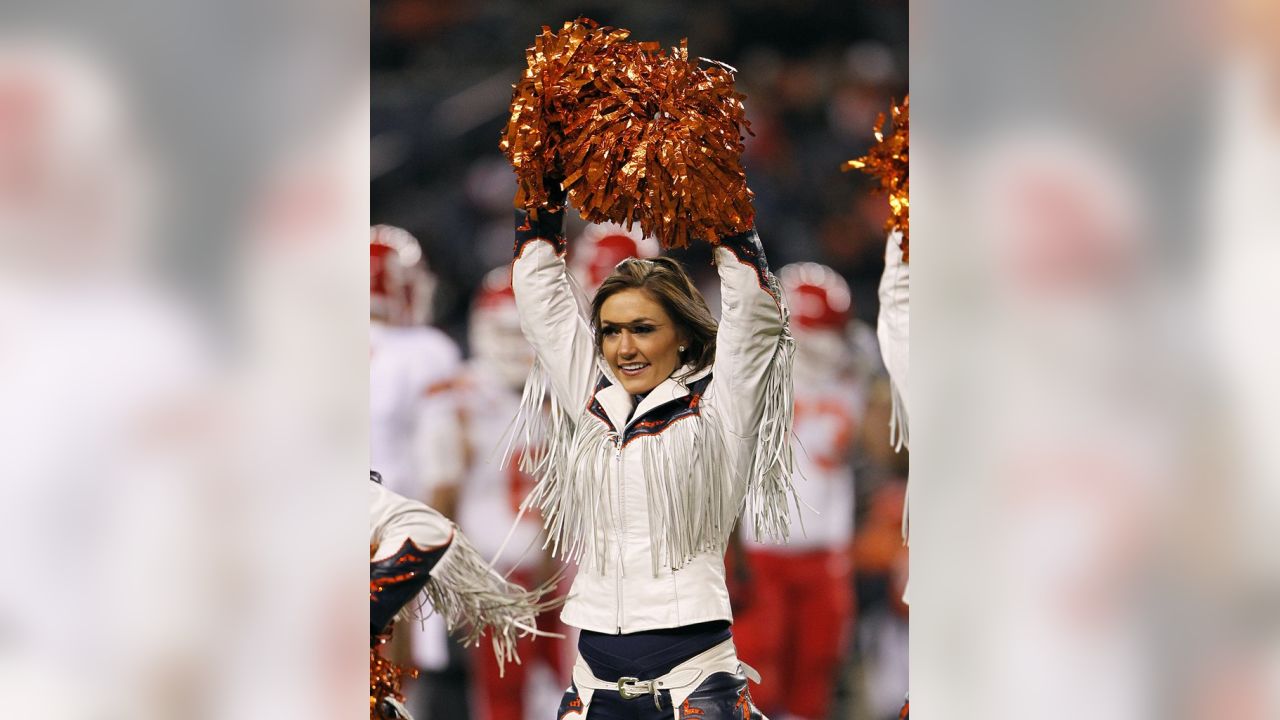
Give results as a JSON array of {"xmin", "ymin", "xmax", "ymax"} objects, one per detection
[
  {"xmin": 370, "ymin": 633, "xmax": 418, "ymax": 720},
  {"xmin": 844, "ymin": 95, "xmax": 909, "ymax": 262},
  {"xmin": 501, "ymin": 17, "xmax": 754, "ymax": 248}
]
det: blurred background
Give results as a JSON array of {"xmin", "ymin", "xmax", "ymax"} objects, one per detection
[
  {"xmin": 372, "ymin": 0, "xmax": 907, "ymax": 336},
  {"xmin": 9, "ymin": 0, "xmax": 1275, "ymax": 718},
  {"xmin": 371, "ymin": 2, "xmax": 909, "ymax": 720},
  {"xmin": 0, "ymin": 2, "xmax": 370, "ymax": 719}
]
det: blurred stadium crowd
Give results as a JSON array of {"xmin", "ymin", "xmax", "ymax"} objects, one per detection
[
  {"xmin": 371, "ymin": 2, "xmax": 910, "ymax": 719},
  {"xmin": 372, "ymin": 0, "xmax": 907, "ymax": 333}
]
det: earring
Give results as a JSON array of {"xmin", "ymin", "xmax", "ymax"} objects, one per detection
[{"xmin": 678, "ymin": 346, "xmax": 686, "ymax": 353}]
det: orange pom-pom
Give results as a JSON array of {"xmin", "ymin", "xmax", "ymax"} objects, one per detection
[
  {"xmin": 844, "ymin": 95, "xmax": 909, "ymax": 262},
  {"xmin": 370, "ymin": 633, "xmax": 418, "ymax": 720},
  {"xmin": 500, "ymin": 18, "xmax": 632, "ymax": 211},
  {"xmin": 501, "ymin": 18, "xmax": 755, "ymax": 248}
]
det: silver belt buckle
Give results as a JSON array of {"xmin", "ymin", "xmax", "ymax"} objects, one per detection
[{"xmin": 616, "ymin": 676, "xmax": 647, "ymax": 700}]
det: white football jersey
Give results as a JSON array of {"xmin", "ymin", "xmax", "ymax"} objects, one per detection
[
  {"xmin": 454, "ymin": 363, "xmax": 547, "ymax": 574},
  {"xmin": 743, "ymin": 377, "xmax": 865, "ymax": 550},
  {"xmin": 369, "ymin": 321, "xmax": 464, "ymax": 502}
]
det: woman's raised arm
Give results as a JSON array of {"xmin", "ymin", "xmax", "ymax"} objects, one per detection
[
  {"xmin": 877, "ymin": 231, "xmax": 909, "ymax": 451},
  {"xmin": 712, "ymin": 228, "xmax": 798, "ymax": 542},
  {"xmin": 712, "ymin": 228, "xmax": 789, "ymax": 434},
  {"xmin": 509, "ymin": 185, "xmax": 598, "ymax": 418}
]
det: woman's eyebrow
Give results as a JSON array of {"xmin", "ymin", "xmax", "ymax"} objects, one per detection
[{"xmin": 600, "ymin": 317, "xmax": 659, "ymax": 326}]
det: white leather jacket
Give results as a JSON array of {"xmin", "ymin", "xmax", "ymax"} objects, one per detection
[
  {"xmin": 877, "ymin": 231, "xmax": 910, "ymax": 453},
  {"xmin": 510, "ymin": 212, "xmax": 795, "ymax": 634}
]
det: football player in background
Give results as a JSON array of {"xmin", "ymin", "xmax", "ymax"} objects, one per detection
[
  {"xmin": 369, "ymin": 224, "xmax": 464, "ymax": 505},
  {"xmin": 453, "ymin": 265, "xmax": 570, "ymax": 720},
  {"xmin": 733, "ymin": 263, "xmax": 872, "ymax": 720},
  {"xmin": 369, "ymin": 224, "xmax": 469, "ymax": 717},
  {"xmin": 570, "ymin": 221, "xmax": 659, "ymax": 294}
]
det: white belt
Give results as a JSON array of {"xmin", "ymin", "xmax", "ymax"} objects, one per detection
[{"xmin": 570, "ymin": 638, "xmax": 761, "ymax": 713}]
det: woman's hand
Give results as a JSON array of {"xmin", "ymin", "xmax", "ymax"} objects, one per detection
[
  {"xmin": 515, "ymin": 175, "xmax": 569, "ymax": 255},
  {"xmin": 543, "ymin": 174, "xmax": 567, "ymax": 208}
]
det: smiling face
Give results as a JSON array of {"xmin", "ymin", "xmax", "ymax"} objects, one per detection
[{"xmin": 598, "ymin": 288, "xmax": 686, "ymax": 395}]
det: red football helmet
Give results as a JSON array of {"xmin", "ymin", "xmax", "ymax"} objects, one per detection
[
  {"xmin": 471, "ymin": 264, "xmax": 516, "ymax": 313},
  {"xmin": 571, "ymin": 222, "xmax": 660, "ymax": 292},
  {"xmin": 777, "ymin": 262, "xmax": 853, "ymax": 331},
  {"xmin": 370, "ymin": 224, "xmax": 434, "ymax": 325}
]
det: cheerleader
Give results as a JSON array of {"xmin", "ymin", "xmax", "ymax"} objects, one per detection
[
  {"xmin": 508, "ymin": 177, "xmax": 795, "ymax": 719},
  {"xmin": 369, "ymin": 471, "xmax": 559, "ymax": 719}
]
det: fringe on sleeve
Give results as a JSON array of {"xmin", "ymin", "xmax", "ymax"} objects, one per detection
[
  {"xmin": 888, "ymin": 376, "xmax": 909, "ymax": 453},
  {"xmin": 890, "ymin": 377, "xmax": 910, "ymax": 543},
  {"xmin": 741, "ymin": 318, "xmax": 801, "ymax": 542},
  {"xmin": 412, "ymin": 530, "xmax": 563, "ymax": 674}
]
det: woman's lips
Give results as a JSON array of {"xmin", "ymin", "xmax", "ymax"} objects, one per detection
[{"xmin": 619, "ymin": 362, "xmax": 649, "ymax": 376}]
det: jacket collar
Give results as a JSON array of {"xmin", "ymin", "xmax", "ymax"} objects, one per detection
[{"xmin": 595, "ymin": 364, "xmax": 711, "ymax": 433}]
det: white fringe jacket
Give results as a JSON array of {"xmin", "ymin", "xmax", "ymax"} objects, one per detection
[{"xmin": 509, "ymin": 207, "xmax": 797, "ymax": 634}]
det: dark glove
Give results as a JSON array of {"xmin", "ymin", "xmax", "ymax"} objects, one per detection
[
  {"xmin": 514, "ymin": 175, "xmax": 569, "ymax": 256},
  {"xmin": 544, "ymin": 174, "xmax": 568, "ymax": 208}
]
